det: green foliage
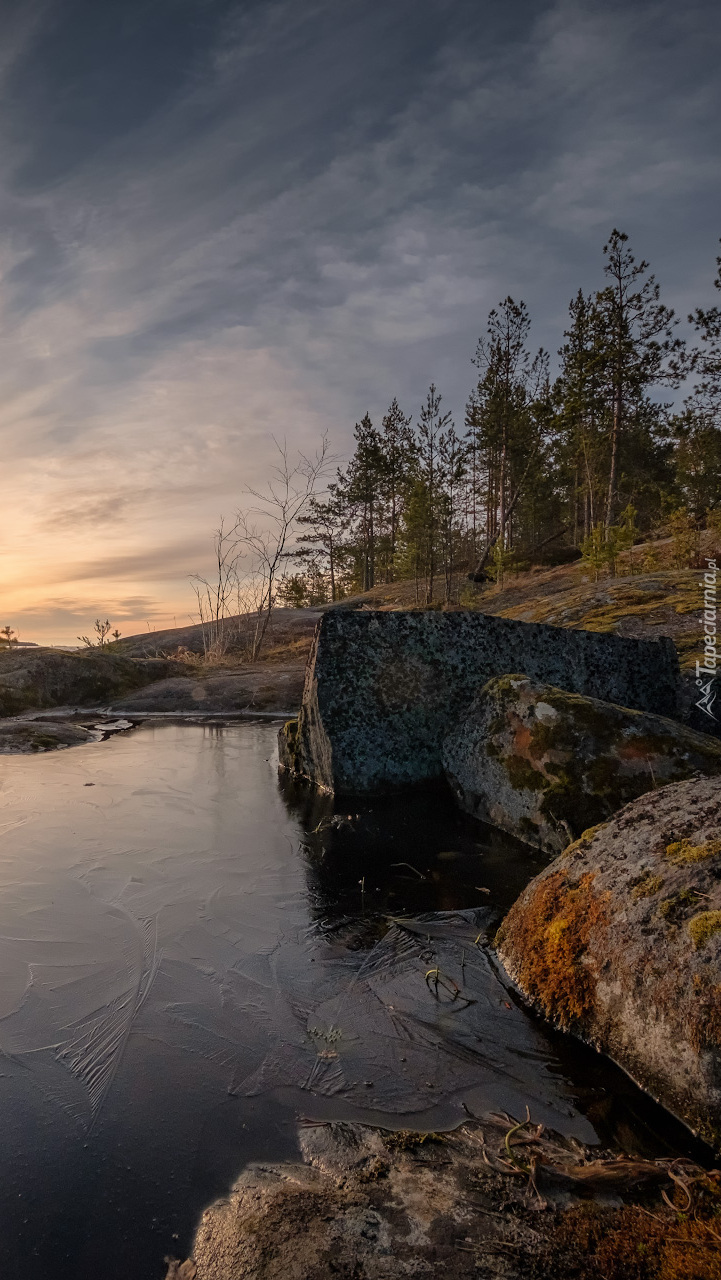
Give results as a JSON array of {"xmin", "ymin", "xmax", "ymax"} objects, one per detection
[
  {"xmin": 671, "ymin": 409, "xmax": 721, "ymax": 516},
  {"xmin": 668, "ymin": 507, "xmax": 700, "ymax": 569},
  {"xmin": 489, "ymin": 541, "xmax": 517, "ymax": 588},
  {"xmin": 580, "ymin": 506, "xmax": 640, "ymax": 579},
  {"xmin": 287, "ymin": 232, "xmax": 719, "ymax": 600},
  {"xmin": 580, "ymin": 524, "xmax": 610, "ymax": 581},
  {"xmin": 276, "ymin": 567, "xmax": 330, "ymax": 608}
]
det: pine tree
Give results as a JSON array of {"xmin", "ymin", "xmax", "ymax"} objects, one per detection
[
  {"xmin": 340, "ymin": 414, "xmax": 385, "ymax": 592},
  {"xmin": 466, "ymin": 298, "xmax": 547, "ymax": 577},
  {"xmin": 438, "ymin": 420, "xmax": 467, "ymax": 601},
  {"xmin": 378, "ymin": 397, "xmax": 415, "ymax": 581},
  {"xmin": 554, "ymin": 289, "xmax": 608, "ymax": 544},
  {"xmin": 296, "ymin": 487, "xmax": 348, "ymax": 601},
  {"xmin": 594, "ymin": 230, "xmax": 683, "ymax": 535},
  {"xmin": 416, "ymin": 384, "xmax": 452, "ymax": 603},
  {"xmin": 687, "ymin": 240, "xmax": 721, "ymax": 425}
]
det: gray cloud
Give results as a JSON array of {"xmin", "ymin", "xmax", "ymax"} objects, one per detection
[{"xmin": 0, "ymin": 0, "xmax": 719, "ymax": 643}]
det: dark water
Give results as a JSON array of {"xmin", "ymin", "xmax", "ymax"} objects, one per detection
[{"xmin": 0, "ymin": 723, "xmax": 706, "ymax": 1278}]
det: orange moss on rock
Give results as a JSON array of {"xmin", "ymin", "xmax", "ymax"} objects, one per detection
[
  {"xmin": 497, "ymin": 870, "xmax": 609, "ymax": 1029},
  {"xmin": 534, "ymin": 1198, "xmax": 721, "ymax": 1280}
]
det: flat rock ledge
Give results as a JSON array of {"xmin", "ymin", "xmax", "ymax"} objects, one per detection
[
  {"xmin": 0, "ymin": 720, "xmax": 101, "ymax": 753},
  {"xmin": 443, "ymin": 675, "xmax": 721, "ymax": 854},
  {"xmin": 172, "ymin": 1119, "xmax": 718, "ymax": 1280},
  {"xmin": 497, "ymin": 773, "xmax": 721, "ymax": 1150},
  {"xmin": 279, "ymin": 611, "xmax": 680, "ymax": 794},
  {"xmin": 0, "ymin": 647, "xmax": 175, "ymax": 718}
]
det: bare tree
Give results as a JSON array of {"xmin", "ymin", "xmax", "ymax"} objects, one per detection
[
  {"xmin": 190, "ymin": 517, "xmax": 242, "ymax": 660},
  {"xmin": 234, "ymin": 435, "xmax": 332, "ymax": 660},
  {"xmin": 190, "ymin": 436, "xmax": 332, "ymax": 664}
]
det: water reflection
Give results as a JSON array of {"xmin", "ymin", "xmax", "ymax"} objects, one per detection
[
  {"xmin": 0, "ymin": 723, "xmax": 707, "ymax": 1280},
  {"xmin": 279, "ymin": 772, "xmax": 551, "ymax": 923}
]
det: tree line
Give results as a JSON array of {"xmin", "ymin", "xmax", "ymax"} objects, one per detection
[{"xmin": 278, "ymin": 229, "xmax": 721, "ymax": 606}]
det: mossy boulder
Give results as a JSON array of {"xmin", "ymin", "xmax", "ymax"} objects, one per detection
[
  {"xmin": 0, "ymin": 648, "xmax": 175, "ymax": 718},
  {"xmin": 442, "ymin": 675, "xmax": 721, "ymax": 854},
  {"xmin": 496, "ymin": 773, "xmax": 721, "ymax": 1149}
]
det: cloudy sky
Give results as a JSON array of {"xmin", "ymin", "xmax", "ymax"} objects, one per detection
[{"xmin": 1, "ymin": 0, "xmax": 719, "ymax": 644}]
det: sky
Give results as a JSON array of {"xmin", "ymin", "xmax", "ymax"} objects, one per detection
[{"xmin": 0, "ymin": 0, "xmax": 719, "ymax": 646}]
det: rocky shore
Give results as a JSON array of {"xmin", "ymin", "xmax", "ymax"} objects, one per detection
[
  {"xmin": 0, "ymin": 648, "xmax": 305, "ymax": 751},
  {"xmin": 268, "ymin": 606, "xmax": 721, "ymax": 1279},
  {"xmin": 169, "ymin": 1117, "xmax": 720, "ymax": 1280}
]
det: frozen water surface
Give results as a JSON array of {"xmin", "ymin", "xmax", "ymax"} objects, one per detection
[{"xmin": 0, "ymin": 723, "xmax": 702, "ymax": 1278}]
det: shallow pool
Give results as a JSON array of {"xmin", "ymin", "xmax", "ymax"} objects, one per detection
[{"xmin": 0, "ymin": 722, "xmax": 702, "ymax": 1278}]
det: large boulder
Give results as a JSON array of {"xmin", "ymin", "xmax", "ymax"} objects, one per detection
[
  {"xmin": 443, "ymin": 675, "xmax": 721, "ymax": 853},
  {"xmin": 0, "ymin": 648, "xmax": 175, "ymax": 717},
  {"xmin": 496, "ymin": 773, "xmax": 721, "ymax": 1149},
  {"xmin": 280, "ymin": 611, "xmax": 680, "ymax": 794}
]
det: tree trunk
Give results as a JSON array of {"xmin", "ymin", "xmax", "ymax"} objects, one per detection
[
  {"xmin": 470, "ymin": 452, "xmax": 535, "ymax": 579},
  {"xmin": 605, "ymin": 386, "xmax": 621, "ymax": 534}
]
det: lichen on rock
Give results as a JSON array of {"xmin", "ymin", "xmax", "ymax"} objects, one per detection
[
  {"xmin": 279, "ymin": 610, "xmax": 681, "ymax": 795},
  {"xmin": 496, "ymin": 773, "xmax": 721, "ymax": 1150},
  {"xmin": 442, "ymin": 674, "xmax": 721, "ymax": 854}
]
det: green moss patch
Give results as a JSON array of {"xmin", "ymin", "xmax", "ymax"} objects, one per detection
[
  {"xmin": 504, "ymin": 754, "xmax": 545, "ymax": 792},
  {"xmin": 562, "ymin": 823, "xmax": 608, "ymax": 859},
  {"xmin": 665, "ymin": 838, "xmax": 721, "ymax": 865},
  {"xmin": 659, "ymin": 889, "xmax": 700, "ymax": 923},
  {"xmin": 630, "ymin": 873, "xmax": 664, "ymax": 901},
  {"xmin": 688, "ymin": 911, "xmax": 721, "ymax": 950}
]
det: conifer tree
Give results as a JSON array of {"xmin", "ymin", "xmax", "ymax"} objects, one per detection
[
  {"xmin": 466, "ymin": 298, "xmax": 547, "ymax": 577},
  {"xmin": 671, "ymin": 242, "xmax": 721, "ymax": 516},
  {"xmin": 594, "ymin": 230, "xmax": 683, "ymax": 535},
  {"xmin": 296, "ymin": 488, "xmax": 348, "ymax": 601},
  {"xmin": 378, "ymin": 397, "xmax": 414, "ymax": 581},
  {"xmin": 554, "ymin": 289, "xmax": 608, "ymax": 543},
  {"xmin": 415, "ymin": 384, "xmax": 452, "ymax": 602},
  {"xmin": 438, "ymin": 420, "xmax": 467, "ymax": 601},
  {"xmin": 687, "ymin": 239, "xmax": 721, "ymax": 424},
  {"xmin": 340, "ymin": 414, "xmax": 385, "ymax": 591}
]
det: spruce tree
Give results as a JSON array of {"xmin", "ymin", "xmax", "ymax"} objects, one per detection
[
  {"xmin": 554, "ymin": 289, "xmax": 608, "ymax": 543},
  {"xmin": 296, "ymin": 488, "xmax": 348, "ymax": 601}
]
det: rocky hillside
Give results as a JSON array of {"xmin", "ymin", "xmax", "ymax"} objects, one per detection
[
  {"xmin": 112, "ymin": 607, "xmax": 322, "ymax": 659},
  {"xmin": 8, "ymin": 536, "xmax": 713, "ymax": 729},
  {"xmin": 114, "ymin": 555, "xmax": 715, "ymax": 674},
  {"xmin": 341, "ymin": 558, "xmax": 714, "ymax": 674}
]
